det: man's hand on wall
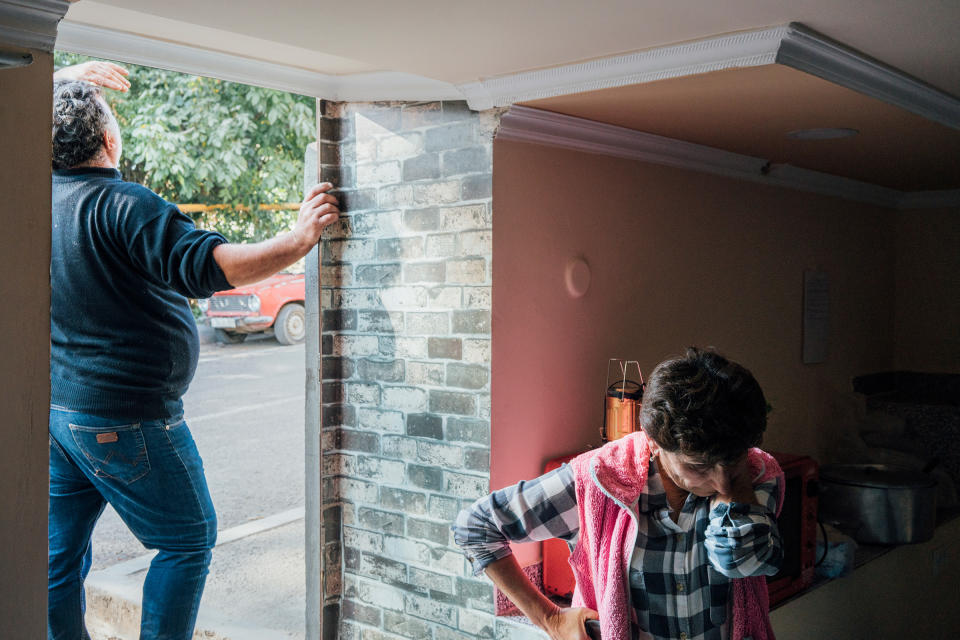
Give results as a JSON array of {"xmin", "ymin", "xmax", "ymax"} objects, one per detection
[
  {"xmin": 54, "ymin": 61, "xmax": 130, "ymax": 92},
  {"xmin": 213, "ymin": 183, "xmax": 339, "ymax": 287},
  {"xmin": 291, "ymin": 183, "xmax": 340, "ymax": 252}
]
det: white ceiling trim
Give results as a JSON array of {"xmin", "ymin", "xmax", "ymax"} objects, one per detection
[
  {"xmin": 55, "ymin": 21, "xmax": 462, "ymax": 100},
  {"xmin": 460, "ymin": 23, "xmax": 960, "ymax": 131},
  {"xmin": 777, "ymin": 23, "xmax": 960, "ymax": 131},
  {"xmin": 0, "ymin": 0, "xmax": 69, "ymax": 52},
  {"xmin": 497, "ymin": 106, "xmax": 959, "ymax": 210},
  {"xmin": 458, "ymin": 26, "xmax": 787, "ymax": 111},
  {"xmin": 496, "ymin": 103, "xmax": 768, "ymax": 178}
]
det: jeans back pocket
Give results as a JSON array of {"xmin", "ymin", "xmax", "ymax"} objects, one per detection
[{"xmin": 69, "ymin": 422, "xmax": 151, "ymax": 484}]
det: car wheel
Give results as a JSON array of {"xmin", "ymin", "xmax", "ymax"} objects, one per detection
[
  {"xmin": 275, "ymin": 303, "xmax": 306, "ymax": 345},
  {"xmin": 215, "ymin": 328, "xmax": 247, "ymax": 344}
]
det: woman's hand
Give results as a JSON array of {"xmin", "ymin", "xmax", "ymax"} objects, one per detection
[
  {"xmin": 54, "ymin": 61, "xmax": 130, "ymax": 92},
  {"xmin": 543, "ymin": 606, "xmax": 600, "ymax": 640},
  {"xmin": 482, "ymin": 557, "xmax": 599, "ymax": 640},
  {"xmin": 711, "ymin": 455, "xmax": 759, "ymax": 508}
]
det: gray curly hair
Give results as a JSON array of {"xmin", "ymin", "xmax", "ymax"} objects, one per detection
[{"xmin": 52, "ymin": 80, "xmax": 111, "ymax": 170}]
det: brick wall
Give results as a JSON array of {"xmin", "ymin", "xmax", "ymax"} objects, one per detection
[{"xmin": 306, "ymin": 100, "xmax": 514, "ymax": 639}]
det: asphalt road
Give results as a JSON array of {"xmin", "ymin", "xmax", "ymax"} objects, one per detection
[{"xmin": 90, "ymin": 334, "xmax": 307, "ymax": 570}]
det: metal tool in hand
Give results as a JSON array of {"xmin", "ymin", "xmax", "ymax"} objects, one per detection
[{"xmin": 584, "ymin": 619, "xmax": 602, "ymax": 639}]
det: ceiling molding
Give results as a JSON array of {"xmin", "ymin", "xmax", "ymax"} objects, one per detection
[
  {"xmin": 496, "ymin": 103, "xmax": 768, "ymax": 179},
  {"xmin": 459, "ymin": 23, "xmax": 960, "ymax": 131},
  {"xmin": 762, "ymin": 164, "xmax": 901, "ymax": 208},
  {"xmin": 0, "ymin": 0, "xmax": 69, "ymax": 51},
  {"xmin": 777, "ymin": 23, "xmax": 960, "ymax": 131},
  {"xmin": 497, "ymin": 106, "xmax": 959, "ymax": 210},
  {"xmin": 459, "ymin": 26, "xmax": 787, "ymax": 111},
  {"xmin": 55, "ymin": 21, "xmax": 462, "ymax": 101}
]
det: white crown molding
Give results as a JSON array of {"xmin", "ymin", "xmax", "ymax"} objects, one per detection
[
  {"xmin": 497, "ymin": 104, "xmax": 768, "ymax": 178},
  {"xmin": 458, "ymin": 26, "xmax": 787, "ymax": 111},
  {"xmin": 777, "ymin": 23, "xmax": 960, "ymax": 131},
  {"xmin": 0, "ymin": 0, "xmax": 69, "ymax": 51},
  {"xmin": 55, "ymin": 21, "xmax": 462, "ymax": 101},
  {"xmin": 459, "ymin": 23, "xmax": 960, "ymax": 132},
  {"xmin": 762, "ymin": 163, "xmax": 902, "ymax": 208},
  {"xmin": 498, "ymin": 106, "xmax": 960, "ymax": 210}
]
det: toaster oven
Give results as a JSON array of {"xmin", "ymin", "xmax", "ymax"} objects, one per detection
[{"xmin": 766, "ymin": 452, "xmax": 819, "ymax": 606}]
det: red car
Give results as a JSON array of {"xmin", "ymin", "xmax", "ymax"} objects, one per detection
[{"xmin": 200, "ymin": 272, "xmax": 306, "ymax": 344}]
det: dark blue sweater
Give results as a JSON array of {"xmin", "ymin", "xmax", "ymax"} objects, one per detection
[{"xmin": 51, "ymin": 167, "xmax": 232, "ymax": 419}]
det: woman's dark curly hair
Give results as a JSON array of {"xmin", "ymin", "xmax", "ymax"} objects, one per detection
[
  {"xmin": 640, "ymin": 347, "xmax": 767, "ymax": 465},
  {"xmin": 52, "ymin": 80, "xmax": 110, "ymax": 170}
]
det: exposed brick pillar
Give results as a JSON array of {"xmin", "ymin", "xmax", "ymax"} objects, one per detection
[{"xmin": 308, "ymin": 100, "xmax": 504, "ymax": 640}]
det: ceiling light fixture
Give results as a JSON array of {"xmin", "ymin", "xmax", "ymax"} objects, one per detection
[{"xmin": 786, "ymin": 127, "xmax": 859, "ymax": 140}]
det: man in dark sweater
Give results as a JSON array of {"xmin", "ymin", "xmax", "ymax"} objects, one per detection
[{"xmin": 49, "ymin": 71, "xmax": 339, "ymax": 640}]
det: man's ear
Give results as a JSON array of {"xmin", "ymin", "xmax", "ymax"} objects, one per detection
[{"xmin": 102, "ymin": 129, "xmax": 118, "ymax": 153}]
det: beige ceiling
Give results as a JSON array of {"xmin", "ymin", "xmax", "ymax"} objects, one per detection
[
  {"xmin": 66, "ymin": 0, "xmax": 960, "ymax": 95},
  {"xmin": 522, "ymin": 64, "xmax": 960, "ymax": 192}
]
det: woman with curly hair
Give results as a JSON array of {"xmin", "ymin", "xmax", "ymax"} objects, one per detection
[{"xmin": 454, "ymin": 348, "xmax": 783, "ymax": 640}]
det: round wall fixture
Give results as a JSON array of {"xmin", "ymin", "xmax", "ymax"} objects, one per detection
[
  {"xmin": 786, "ymin": 127, "xmax": 859, "ymax": 140},
  {"xmin": 564, "ymin": 257, "xmax": 591, "ymax": 298}
]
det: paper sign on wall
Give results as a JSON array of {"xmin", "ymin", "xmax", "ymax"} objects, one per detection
[{"xmin": 803, "ymin": 270, "xmax": 829, "ymax": 364}]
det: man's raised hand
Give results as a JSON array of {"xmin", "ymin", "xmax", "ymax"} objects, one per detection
[{"xmin": 54, "ymin": 61, "xmax": 130, "ymax": 92}]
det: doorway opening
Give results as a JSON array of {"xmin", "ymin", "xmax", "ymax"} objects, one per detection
[{"xmin": 53, "ymin": 51, "xmax": 318, "ymax": 639}]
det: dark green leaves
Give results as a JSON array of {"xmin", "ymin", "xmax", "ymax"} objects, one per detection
[{"xmin": 55, "ymin": 52, "xmax": 315, "ymax": 243}]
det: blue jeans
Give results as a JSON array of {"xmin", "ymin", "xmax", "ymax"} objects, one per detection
[{"xmin": 48, "ymin": 406, "xmax": 217, "ymax": 640}]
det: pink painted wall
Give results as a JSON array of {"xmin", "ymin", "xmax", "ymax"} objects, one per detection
[{"xmin": 492, "ymin": 139, "xmax": 899, "ymax": 566}]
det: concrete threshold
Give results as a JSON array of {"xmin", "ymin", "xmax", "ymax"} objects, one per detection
[{"xmin": 87, "ymin": 507, "xmax": 306, "ymax": 640}]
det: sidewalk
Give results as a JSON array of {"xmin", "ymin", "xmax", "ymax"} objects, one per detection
[{"xmin": 87, "ymin": 508, "xmax": 306, "ymax": 640}]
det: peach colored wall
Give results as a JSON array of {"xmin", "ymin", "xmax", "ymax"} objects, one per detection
[
  {"xmin": 0, "ymin": 50, "xmax": 53, "ymax": 634},
  {"xmin": 492, "ymin": 140, "xmax": 897, "ymax": 566},
  {"xmin": 893, "ymin": 207, "xmax": 960, "ymax": 373}
]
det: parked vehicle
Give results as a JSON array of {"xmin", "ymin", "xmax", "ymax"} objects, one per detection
[{"xmin": 199, "ymin": 272, "xmax": 306, "ymax": 345}]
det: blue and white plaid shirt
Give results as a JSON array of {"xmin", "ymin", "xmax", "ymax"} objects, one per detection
[{"xmin": 453, "ymin": 458, "xmax": 782, "ymax": 640}]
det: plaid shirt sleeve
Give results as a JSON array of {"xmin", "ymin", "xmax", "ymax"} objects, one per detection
[
  {"xmin": 703, "ymin": 476, "xmax": 783, "ymax": 578},
  {"xmin": 452, "ymin": 464, "xmax": 580, "ymax": 576}
]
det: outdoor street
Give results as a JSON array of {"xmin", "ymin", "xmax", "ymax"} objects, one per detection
[{"xmin": 91, "ymin": 334, "xmax": 307, "ymax": 571}]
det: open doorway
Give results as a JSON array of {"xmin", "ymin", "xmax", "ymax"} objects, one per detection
[{"xmin": 53, "ymin": 51, "xmax": 318, "ymax": 639}]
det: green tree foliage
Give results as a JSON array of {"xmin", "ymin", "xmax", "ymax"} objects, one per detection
[{"xmin": 54, "ymin": 52, "xmax": 315, "ymax": 243}]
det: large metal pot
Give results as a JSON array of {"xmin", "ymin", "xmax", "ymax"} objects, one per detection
[{"xmin": 818, "ymin": 464, "xmax": 937, "ymax": 544}]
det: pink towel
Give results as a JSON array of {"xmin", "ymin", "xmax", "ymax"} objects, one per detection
[{"xmin": 568, "ymin": 432, "xmax": 784, "ymax": 640}]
